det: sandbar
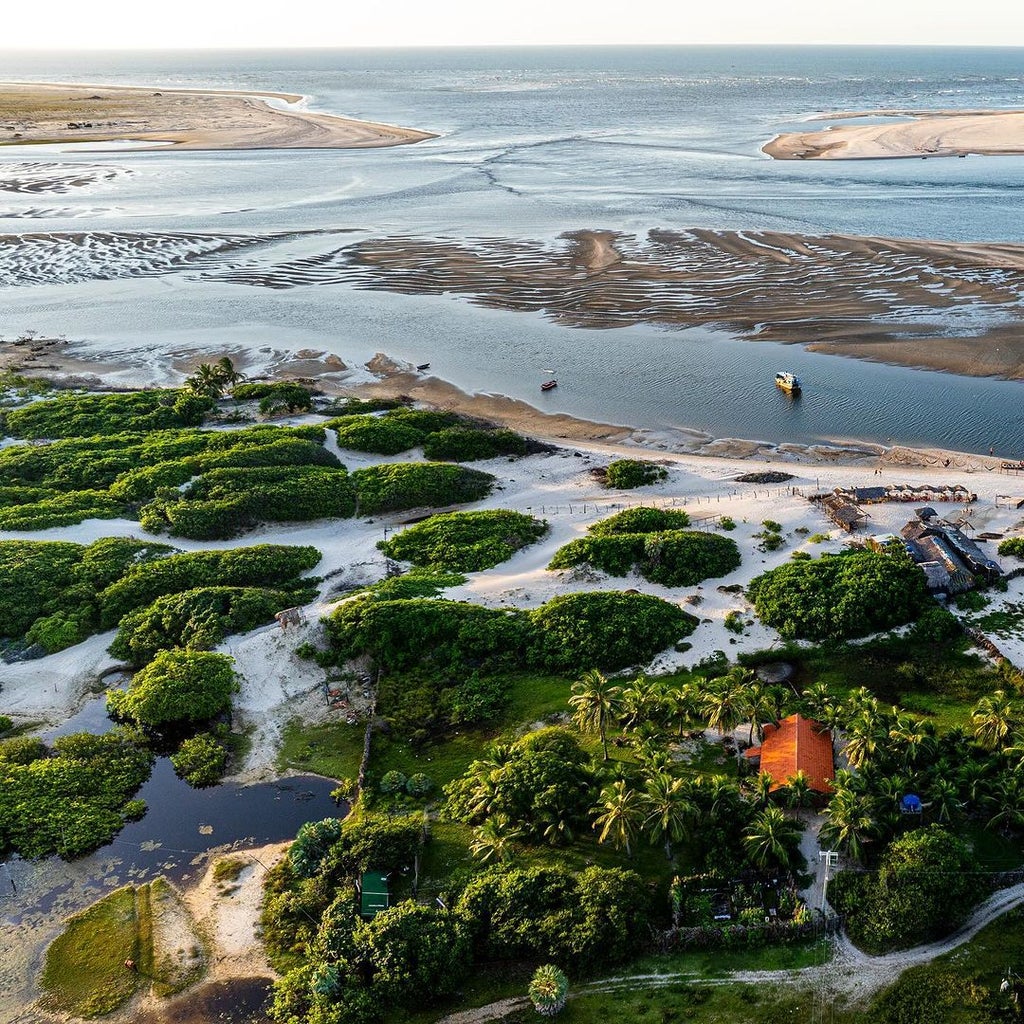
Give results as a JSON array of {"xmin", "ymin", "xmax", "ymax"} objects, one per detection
[
  {"xmin": 0, "ymin": 81, "xmax": 434, "ymax": 150},
  {"xmin": 764, "ymin": 108, "xmax": 1024, "ymax": 160}
]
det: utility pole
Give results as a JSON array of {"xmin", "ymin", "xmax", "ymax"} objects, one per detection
[{"xmin": 819, "ymin": 849, "xmax": 839, "ymax": 913}]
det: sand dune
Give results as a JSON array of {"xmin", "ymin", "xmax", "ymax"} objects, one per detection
[
  {"xmin": 0, "ymin": 82, "xmax": 434, "ymax": 150},
  {"xmin": 765, "ymin": 108, "xmax": 1024, "ymax": 160}
]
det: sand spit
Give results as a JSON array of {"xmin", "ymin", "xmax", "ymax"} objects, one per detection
[
  {"xmin": 0, "ymin": 82, "xmax": 434, "ymax": 151},
  {"xmin": 765, "ymin": 108, "xmax": 1024, "ymax": 160}
]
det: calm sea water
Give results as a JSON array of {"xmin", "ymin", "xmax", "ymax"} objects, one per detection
[{"xmin": 2, "ymin": 46, "xmax": 1024, "ymax": 452}]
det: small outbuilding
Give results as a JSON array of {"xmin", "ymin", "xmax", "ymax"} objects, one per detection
[{"xmin": 359, "ymin": 871, "xmax": 390, "ymax": 919}]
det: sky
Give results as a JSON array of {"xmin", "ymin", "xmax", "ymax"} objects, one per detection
[{"xmin": 3, "ymin": 0, "xmax": 1023, "ymax": 49}]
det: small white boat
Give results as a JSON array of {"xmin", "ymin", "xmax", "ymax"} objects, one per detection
[{"xmin": 774, "ymin": 371, "xmax": 801, "ymax": 393}]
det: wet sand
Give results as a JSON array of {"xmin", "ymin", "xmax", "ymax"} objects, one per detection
[
  {"xmin": 327, "ymin": 228, "xmax": 1024, "ymax": 381},
  {"xmin": 0, "ymin": 82, "xmax": 434, "ymax": 150},
  {"xmin": 765, "ymin": 108, "xmax": 1024, "ymax": 160}
]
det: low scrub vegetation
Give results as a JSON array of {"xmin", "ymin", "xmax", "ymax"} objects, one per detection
[
  {"xmin": 550, "ymin": 507, "xmax": 740, "ymax": 587},
  {"xmin": 378, "ymin": 510, "xmax": 548, "ymax": 572},
  {"xmin": 603, "ymin": 459, "xmax": 668, "ymax": 489},
  {"xmin": 0, "ymin": 731, "xmax": 152, "ymax": 859},
  {"xmin": 107, "ymin": 650, "xmax": 237, "ymax": 730},
  {"xmin": 326, "ymin": 589, "xmax": 696, "ymax": 675},
  {"xmin": 351, "ymin": 462, "xmax": 494, "ymax": 515},
  {"xmin": 747, "ymin": 550, "xmax": 931, "ymax": 641},
  {"xmin": 999, "ymin": 536, "xmax": 1024, "ymax": 559}
]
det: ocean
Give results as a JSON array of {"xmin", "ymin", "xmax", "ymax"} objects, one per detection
[{"xmin": 2, "ymin": 45, "xmax": 1024, "ymax": 453}]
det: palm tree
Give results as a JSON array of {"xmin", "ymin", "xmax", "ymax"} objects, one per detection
[
  {"xmin": 819, "ymin": 785, "xmax": 878, "ymax": 862},
  {"xmin": 744, "ymin": 682, "xmax": 782, "ymax": 746},
  {"xmin": 215, "ymin": 356, "xmax": 244, "ymax": 389},
  {"xmin": 986, "ymin": 770, "xmax": 1024, "ymax": 834},
  {"xmin": 592, "ymin": 780, "xmax": 644, "ymax": 857},
  {"xmin": 783, "ymin": 770, "xmax": 812, "ymax": 809},
  {"xmin": 618, "ymin": 675, "xmax": 662, "ymax": 734},
  {"xmin": 972, "ymin": 691, "xmax": 1022, "ymax": 751},
  {"xmin": 928, "ymin": 777, "xmax": 962, "ymax": 825},
  {"xmin": 570, "ymin": 670, "xmax": 623, "ymax": 761},
  {"xmin": 801, "ymin": 681, "xmax": 837, "ymax": 722},
  {"xmin": 748, "ymin": 770, "xmax": 775, "ymax": 808},
  {"xmin": 470, "ymin": 816, "xmax": 521, "ymax": 864},
  {"xmin": 640, "ymin": 770, "xmax": 694, "ymax": 859},
  {"xmin": 665, "ymin": 684, "xmax": 701, "ymax": 738},
  {"xmin": 742, "ymin": 805, "xmax": 803, "ymax": 872},
  {"xmin": 702, "ymin": 669, "xmax": 752, "ymax": 738}
]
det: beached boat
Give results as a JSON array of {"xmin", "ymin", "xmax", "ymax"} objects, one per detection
[
  {"xmin": 541, "ymin": 380, "xmax": 558, "ymax": 392},
  {"xmin": 774, "ymin": 371, "xmax": 801, "ymax": 393},
  {"xmin": 416, "ymin": 362, "xmax": 430, "ymax": 371}
]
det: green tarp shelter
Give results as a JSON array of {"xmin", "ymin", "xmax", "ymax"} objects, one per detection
[{"xmin": 360, "ymin": 871, "xmax": 390, "ymax": 918}]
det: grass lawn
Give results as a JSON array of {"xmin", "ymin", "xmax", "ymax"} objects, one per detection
[
  {"xmin": 849, "ymin": 905, "xmax": 1024, "ymax": 1023},
  {"xmin": 400, "ymin": 940, "xmax": 828, "ymax": 1024},
  {"xmin": 40, "ymin": 878, "xmax": 207, "ymax": 1017},
  {"xmin": 40, "ymin": 886, "xmax": 140, "ymax": 1018}
]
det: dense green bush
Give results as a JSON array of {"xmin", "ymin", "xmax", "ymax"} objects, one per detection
[
  {"xmin": 421, "ymin": 427, "xmax": 528, "ymax": 462},
  {"xmin": 0, "ymin": 537, "xmax": 173, "ymax": 649},
  {"xmin": 747, "ymin": 550, "xmax": 931, "ymax": 641},
  {"xmin": 0, "ymin": 731, "xmax": 152, "ymax": 859},
  {"xmin": 141, "ymin": 466, "xmax": 356, "ymax": 539},
  {"xmin": 549, "ymin": 530, "xmax": 740, "ymax": 587},
  {"xmin": 589, "ymin": 507, "xmax": 691, "ymax": 535},
  {"xmin": 98, "ymin": 544, "xmax": 321, "ymax": 628},
  {"xmin": 530, "ymin": 591, "xmax": 697, "ymax": 671},
  {"xmin": 327, "ymin": 589, "xmax": 693, "ymax": 674},
  {"xmin": 334, "ymin": 415, "xmax": 428, "ymax": 455},
  {"xmin": 233, "ymin": 382, "xmax": 313, "ymax": 414},
  {"xmin": 454, "ymin": 864, "xmax": 650, "ymax": 970},
  {"xmin": 0, "ymin": 490, "xmax": 126, "ymax": 531},
  {"xmin": 326, "ymin": 597, "xmax": 532, "ymax": 674},
  {"xmin": 2, "ymin": 389, "xmax": 212, "ymax": 439},
  {"xmin": 379, "ymin": 510, "xmax": 548, "ymax": 571},
  {"xmin": 999, "ymin": 537, "xmax": 1024, "ymax": 559},
  {"xmin": 171, "ymin": 731, "xmax": 230, "ymax": 787},
  {"xmin": 110, "ymin": 586, "xmax": 301, "ymax": 666},
  {"xmin": 108, "ymin": 650, "xmax": 237, "ymax": 729},
  {"xmin": 603, "ymin": 459, "xmax": 668, "ymax": 489},
  {"xmin": 834, "ymin": 826, "xmax": 984, "ymax": 953},
  {"xmin": 445, "ymin": 728, "xmax": 595, "ymax": 842},
  {"xmin": 351, "ymin": 462, "xmax": 494, "ymax": 515}
]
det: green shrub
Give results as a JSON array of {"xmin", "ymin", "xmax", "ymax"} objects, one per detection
[
  {"xmin": 530, "ymin": 591, "xmax": 697, "ymax": 671},
  {"xmin": 110, "ymin": 586, "xmax": 300, "ymax": 666},
  {"xmin": 0, "ymin": 489, "xmax": 126, "ymax": 530},
  {"xmin": 998, "ymin": 537, "xmax": 1024, "ymax": 559},
  {"xmin": 454, "ymin": 864, "xmax": 650, "ymax": 970},
  {"xmin": 604, "ymin": 459, "xmax": 668, "ymax": 489},
  {"xmin": 2, "ymin": 389, "xmax": 211, "ymax": 438},
  {"xmin": 334, "ymin": 415, "xmax": 427, "ymax": 455},
  {"xmin": 588, "ymin": 507, "xmax": 691, "ymax": 535},
  {"xmin": 327, "ymin": 589, "xmax": 694, "ymax": 675},
  {"xmin": 840, "ymin": 826, "xmax": 984, "ymax": 953},
  {"xmin": 233, "ymin": 382, "xmax": 313, "ymax": 415},
  {"xmin": 0, "ymin": 735, "xmax": 48, "ymax": 764},
  {"xmin": 107, "ymin": 650, "xmax": 237, "ymax": 729},
  {"xmin": 171, "ymin": 732, "xmax": 230, "ymax": 787},
  {"xmin": 719, "ymin": 516, "xmax": 736, "ymax": 531},
  {"xmin": 724, "ymin": 611, "xmax": 744, "ymax": 634},
  {"xmin": 747, "ymin": 550, "xmax": 931, "ymax": 641},
  {"xmin": 0, "ymin": 731, "xmax": 152, "ymax": 858},
  {"xmin": 351, "ymin": 462, "xmax": 494, "ymax": 515},
  {"xmin": 0, "ymin": 716, "xmax": 12, "ymax": 736},
  {"xmin": 141, "ymin": 466, "xmax": 356, "ymax": 539},
  {"xmin": 98, "ymin": 545, "xmax": 321, "ymax": 629},
  {"xmin": 421, "ymin": 427, "xmax": 528, "ymax": 462},
  {"xmin": 549, "ymin": 529, "xmax": 740, "ymax": 587},
  {"xmin": 379, "ymin": 510, "xmax": 548, "ymax": 572}
]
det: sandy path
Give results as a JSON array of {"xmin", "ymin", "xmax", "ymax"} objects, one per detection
[
  {"xmin": 433, "ymin": 883, "xmax": 1024, "ymax": 1022},
  {"xmin": 765, "ymin": 109, "xmax": 1024, "ymax": 160},
  {"xmin": 0, "ymin": 81, "xmax": 434, "ymax": 150}
]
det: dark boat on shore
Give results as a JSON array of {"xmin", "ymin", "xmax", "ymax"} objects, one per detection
[
  {"xmin": 416, "ymin": 362, "xmax": 430, "ymax": 371},
  {"xmin": 541, "ymin": 379, "xmax": 558, "ymax": 392}
]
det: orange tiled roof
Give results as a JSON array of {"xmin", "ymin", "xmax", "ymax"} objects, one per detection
[{"xmin": 744, "ymin": 714, "xmax": 834, "ymax": 793}]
